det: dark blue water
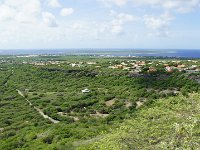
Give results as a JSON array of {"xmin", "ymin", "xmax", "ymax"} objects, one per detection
[{"xmin": 0, "ymin": 49, "xmax": 200, "ymax": 58}]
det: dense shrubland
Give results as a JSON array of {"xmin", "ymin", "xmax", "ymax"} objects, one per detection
[{"xmin": 0, "ymin": 56, "xmax": 199, "ymax": 149}]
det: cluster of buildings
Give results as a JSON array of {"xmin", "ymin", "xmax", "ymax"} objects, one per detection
[
  {"xmin": 164, "ymin": 64, "xmax": 199, "ymax": 73},
  {"xmin": 70, "ymin": 62, "xmax": 97, "ymax": 67},
  {"xmin": 108, "ymin": 61, "xmax": 146, "ymax": 73},
  {"xmin": 22, "ymin": 61, "xmax": 64, "ymax": 66},
  {"xmin": 108, "ymin": 60, "xmax": 200, "ymax": 74},
  {"xmin": 14, "ymin": 58, "xmax": 200, "ymax": 74},
  {"xmin": 161, "ymin": 61, "xmax": 199, "ymax": 73}
]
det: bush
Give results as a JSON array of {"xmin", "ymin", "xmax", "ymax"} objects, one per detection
[{"xmin": 42, "ymin": 135, "xmax": 54, "ymax": 144}]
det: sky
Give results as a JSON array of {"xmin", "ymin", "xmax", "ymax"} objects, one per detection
[{"xmin": 0, "ymin": 0, "xmax": 200, "ymax": 49}]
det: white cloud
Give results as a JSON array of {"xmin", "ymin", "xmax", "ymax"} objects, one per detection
[
  {"xmin": 99, "ymin": 0, "xmax": 200, "ymax": 38},
  {"xmin": 117, "ymin": 13, "xmax": 136, "ymax": 22},
  {"xmin": 110, "ymin": 24, "xmax": 124, "ymax": 35},
  {"xmin": 0, "ymin": 0, "xmax": 199, "ymax": 49},
  {"xmin": 100, "ymin": 0, "xmax": 200, "ymax": 12},
  {"xmin": 47, "ymin": 0, "xmax": 61, "ymax": 8},
  {"xmin": 60, "ymin": 8, "xmax": 74, "ymax": 16},
  {"xmin": 0, "ymin": 4, "xmax": 15, "ymax": 21},
  {"xmin": 144, "ymin": 12, "xmax": 174, "ymax": 37},
  {"xmin": 68, "ymin": 13, "xmax": 133, "ymax": 38},
  {"xmin": 42, "ymin": 12, "xmax": 58, "ymax": 27},
  {"xmin": 0, "ymin": 0, "xmax": 41, "ymax": 23},
  {"xmin": 98, "ymin": 12, "xmax": 137, "ymax": 36},
  {"xmin": 99, "ymin": 0, "xmax": 128, "ymax": 6},
  {"xmin": 111, "ymin": 13, "xmax": 137, "ymax": 35},
  {"xmin": 113, "ymin": 0, "xmax": 127, "ymax": 6},
  {"xmin": 72, "ymin": 22, "xmax": 85, "ymax": 30},
  {"xmin": 131, "ymin": 0, "xmax": 200, "ymax": 13}
]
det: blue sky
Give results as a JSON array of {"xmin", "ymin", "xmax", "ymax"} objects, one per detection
[{"xmin": 0, "ymin": 0, "xmax": 200, "ymax": 49}]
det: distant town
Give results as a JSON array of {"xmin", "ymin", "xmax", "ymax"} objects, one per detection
[{"xmin": 2, "ymin": 54, "xmax": 199, "ymax": 75}]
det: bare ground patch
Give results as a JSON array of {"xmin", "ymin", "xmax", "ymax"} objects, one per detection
[
  {"xmin": 90, "ymin": 111, "xmax": 109, "ymax": 118},
  {"xmin": 125, "ymin": 101, "xmax": 132, "ymax": 108},
  {"xmin": 136, "ymin": 98, "xmax": 147, "ymax": 109},
  {"xmin": 105, "ymin": 99, "xmax": 116, "ymax": 107},
  {"xmin": 57, "ymin": 112, "xmax": 79, "ymax": 121}
]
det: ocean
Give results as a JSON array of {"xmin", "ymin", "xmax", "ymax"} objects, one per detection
[{"xmin": 0, "ymin": 49, "xmax": 200, "ymax": 58}]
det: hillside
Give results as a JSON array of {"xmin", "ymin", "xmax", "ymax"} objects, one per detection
[
  {"xmin": 78, "ymin": 93, "xmax": 200, "ymax": 150},
  {"xmin": 0, "ymin": 56, "xmax": 199, "ymax": 150}
]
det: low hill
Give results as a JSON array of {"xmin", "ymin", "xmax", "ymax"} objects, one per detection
[{"xmin": 78, "ymin": 93, "xmax": 200, "ymax": 150}]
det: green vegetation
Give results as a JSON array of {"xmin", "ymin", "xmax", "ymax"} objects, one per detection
[
  {"xmin": 79, "ymin": 93, "xmax": 200, "ymax": 150},
  {"xmin": 0, "ymin": 55, "xmax": 199, "ymax": 149}
]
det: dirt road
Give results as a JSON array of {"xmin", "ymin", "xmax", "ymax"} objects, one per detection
[{"xmin": 16, "ymin": 89, "xmax": 59, "ymax": 124}]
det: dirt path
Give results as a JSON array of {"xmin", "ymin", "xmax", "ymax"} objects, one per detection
[{"xmin": 16, "ymin": 89, "xmax": 59, "ymax": 124}]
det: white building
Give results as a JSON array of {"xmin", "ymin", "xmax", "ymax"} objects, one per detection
[{"xmin": 82, "ymin": 89, "xmax": 90, "ymax": 93}]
